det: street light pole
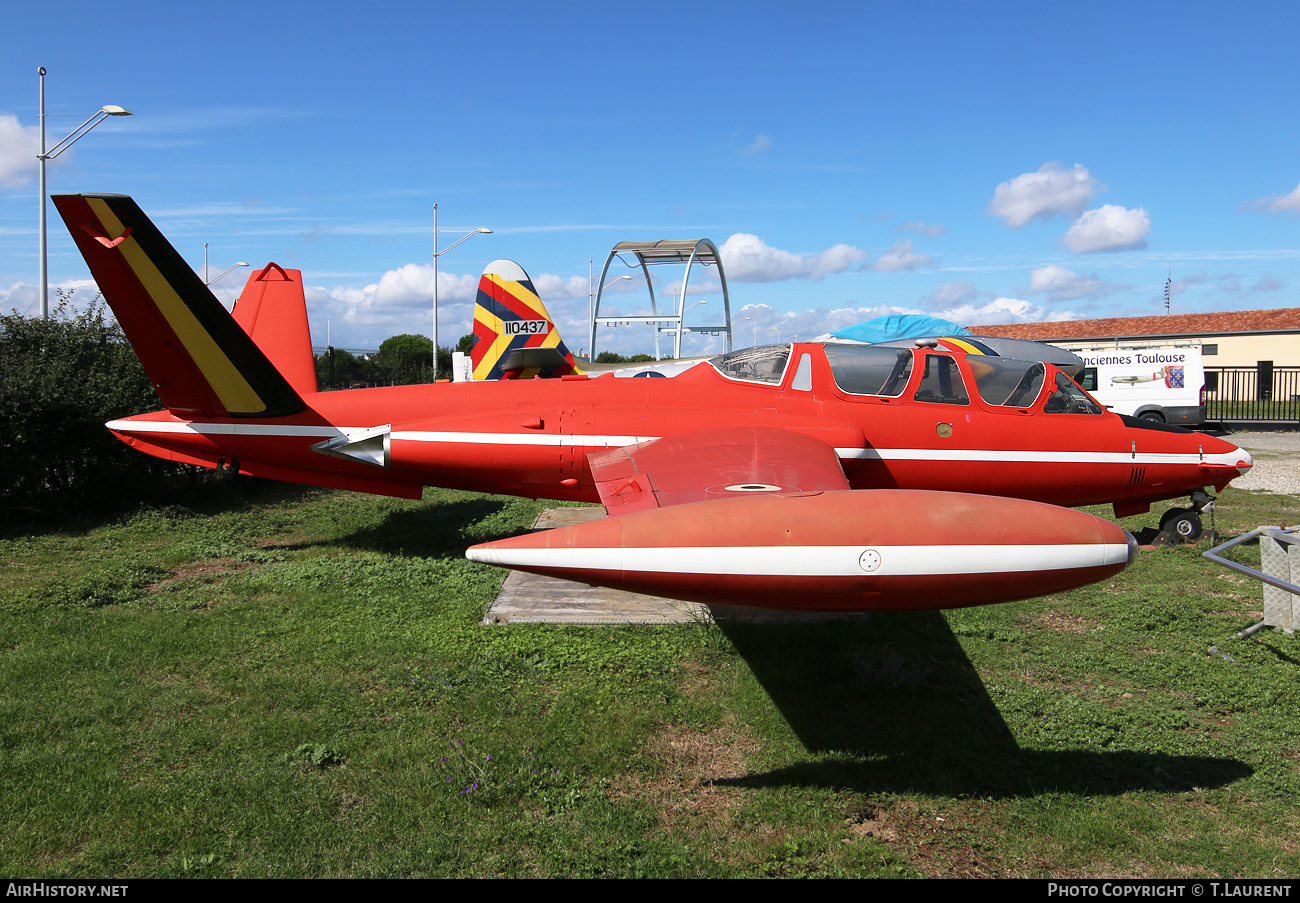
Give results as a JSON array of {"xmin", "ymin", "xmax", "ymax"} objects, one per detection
[
  {"xmin": 37, "ymin": 67, "xmax": 132, "ymax": 318},
  {"xmin": 735, "ymin": 316, "xmax": 758, "ymax": 347},
  {"xmin": 431, "ymin": 202, "xmax": 491, "ymax": 376},
  {"xmin": 203, "ymin": 242, "xmax": 249, "ymax": 288}
]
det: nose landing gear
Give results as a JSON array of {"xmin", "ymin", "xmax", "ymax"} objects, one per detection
[{"xmin": 1156, "ymin": 488, "xmax": 1215, "ymax": 544}]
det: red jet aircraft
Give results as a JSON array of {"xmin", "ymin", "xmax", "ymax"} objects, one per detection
[{"xmin": 55, "ymin": 194, "xmax": 1253, "ymax": 613}]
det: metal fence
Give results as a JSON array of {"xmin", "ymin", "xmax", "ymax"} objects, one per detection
[{"xmin": 1204, "ymin": 366, "xmax": 1300, "ymax": 423}]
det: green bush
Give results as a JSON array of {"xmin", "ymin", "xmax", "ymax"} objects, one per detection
[{"xmin": 0, "ymin": 295, "xmax": 200, "ymax": 519}]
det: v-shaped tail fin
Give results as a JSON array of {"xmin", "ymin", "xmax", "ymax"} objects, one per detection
[
  {"xmin": 53, "ymin": 194, "xmax": 306, "ymax": 419},
  {"xmin": 231, "ymin": 263, "xmax": 319, "ymax": 396}
]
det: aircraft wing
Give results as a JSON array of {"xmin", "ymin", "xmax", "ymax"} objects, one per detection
[
  {"xmin": 587, "ymin": 425, "xmax": 850, "ymax": 515},
  {"xmin": 469, "ymin": 422, "xmax": 1135, "ymax": 611}
]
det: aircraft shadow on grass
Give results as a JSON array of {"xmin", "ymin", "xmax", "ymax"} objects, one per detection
[
  {"xmin": 338, "ymin": 497, "xmax": 521, "ymax": 558},
  {"xmin": 708, "ymin": 613, "xmax": 1252, "ymax": 799}
]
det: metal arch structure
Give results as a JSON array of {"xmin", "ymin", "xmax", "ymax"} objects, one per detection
[{"xmin": 590, "ymin": 239, "xmax": 733, "ymax": 361}]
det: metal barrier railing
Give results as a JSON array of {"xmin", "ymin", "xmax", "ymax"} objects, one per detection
[{"xmin": 1203, "ymin": 526, "xmax": 1300, "ymax": 638}]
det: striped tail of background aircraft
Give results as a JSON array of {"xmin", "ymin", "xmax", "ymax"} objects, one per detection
[{"xmin": 470, "ymin": 259, "xmax": 581, "ymax": 380}]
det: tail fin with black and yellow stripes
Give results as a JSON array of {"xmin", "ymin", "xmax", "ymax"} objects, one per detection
[
  {"xmin": 53, "ymin": 194, "xmax": 306, "ymax": 419},
  {"xmin": 471, "ymin": 259, "xmax": 580, "ymax": 380}
]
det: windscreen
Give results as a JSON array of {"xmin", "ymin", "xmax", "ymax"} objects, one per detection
[
  {"xmin": 710, "ymin": 345, "xmax": 791, "ymax": 385},
  {"xmin": 1044, "ymin": 372, "xmax": 1105, "ymax": 415}
]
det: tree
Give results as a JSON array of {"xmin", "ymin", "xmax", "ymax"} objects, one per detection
[
  {"xmin": 314, "ymin": 347, "xmax": 381, "ymax": 389},
  {"xmin": 375, "ymin": 333, "xmax": 434, "ymax": 384},
  {"xmin": 594, "ymin": 352, "xmax": 657, "ymax": 364},
  {"xmin": 375, "ymin": 334, "xmax": 433, "ymax": 372}
]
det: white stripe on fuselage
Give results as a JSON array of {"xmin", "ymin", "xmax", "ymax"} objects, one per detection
[
  {"xmin": 106, "ymin": 419, "xmax": 350, "ymax": 439},
  {"xmin": 392, "ymin": 430, "xmax": 656, "ymax": 448},
  {"xmin": 105, "ymin": 420, "xmax": 1248, "ymax": 469},
  {"xmin": 838, "ymin": 446, "xmax": 1250, "ymax": 468},
  {"xmin": 467, "ymin": 543, "xmax": 1133, "ymax": 576}
]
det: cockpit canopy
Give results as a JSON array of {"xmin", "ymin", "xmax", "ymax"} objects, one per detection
[
  {"xmin": 709, "ymin": 344, "xmax": 792, "ymax": 385},
  {"xmin": 708, "ymin": 342, "xmax": 1105, "ymax": 415}
]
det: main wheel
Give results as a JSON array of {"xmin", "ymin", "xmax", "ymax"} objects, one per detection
[{"xmin": 1140, "ymin": 411, "xmax": 1165, "ymax": 423}]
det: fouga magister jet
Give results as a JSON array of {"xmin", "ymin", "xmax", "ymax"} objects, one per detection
[{"xmin": 55, "ymin": 194, "xmax": 1254, "ymax": 614}]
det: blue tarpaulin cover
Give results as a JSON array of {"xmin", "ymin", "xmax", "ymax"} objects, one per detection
[{"xmin": 830, "ymin": 315, "xmax": 972, "ymax": 344}]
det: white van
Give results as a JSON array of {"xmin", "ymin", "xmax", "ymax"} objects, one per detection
[{"xmin": 1073, "ymin": 346, "xmax": 1206, "ymax": 425}]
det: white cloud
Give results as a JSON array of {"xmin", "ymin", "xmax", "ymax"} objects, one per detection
[
  {"xmin": 719, "ymin": 233, "xmax": 867, "ymax": 282},
  {"xmin": 0, "ymin": 114, "xmax": 41, "ymax": 190},
  {"xmin": 922, "ymin": 280, "xmax": 979, "ymax": 309},
  {"xmin": 1027, "ymin": 263, "xmax": 1120, "ymax": 301},
  {"xmin": 0, "ymin": 279, "xmax": 100, "ymax": 318},
  {"xmin": 1246, "ymin": 181, "xmax": 1300, "ymax": 214},
  {"xmin": 1167, "ymin": 272, "xmax": 1208, "ymax": 297},
  {"xmin": 719, "ymin": 234, "xmax": 806, "ymax": 281},
  {"xmin": 371, "ymin": 263, "xmax": 478, "ymax": 308},
  {"xmin": 1170, "ymin": 271, "xmax": 1285, "ymax": 298},
  {"xmin": 988, "ymin": 162, "xmax": 1098, "ymax": 228},
  {"xmin": 1061, "ymin": 204, "xmax": 1150, "ymax": 253},
  {"xmin": 815, "ymin": 243, "xmax": 869, "ymax": 274},
  {"xmin": 873, "ymin": 239, "xmax": 933, "ymax": 272},
  {"xmin": 300, "ymin": 264, "xmax": 480, "ymax": 348},
  {"xmin": 734, "ymin": 302, "xmax": 928, "ymax": 345},
  {"xmin": 532, "ymin": 272, "xmax": 590, "ymax": 300},
  {"xmin": 913, "ymin": 280, "xmax": 1076, "ymax": 326},
  {"xmin": 901, "ymin": 220, "xmax": 946, "ymax": 237},
  {"xmin": 733, "ymin": 297, "xmax": 1076, "ymax": 341},
  {"xmin": 737, "ymin": 134, "xmax": 772, "ymax": 155},
  {"xmin": 939, "ymin": 297, "xmax": 1074, "ymax": 326},
  {"xmin": 0, "ymin": 281, "xmax": 37, "ymax": 314}
]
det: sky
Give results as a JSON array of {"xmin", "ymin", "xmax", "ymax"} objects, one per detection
[{"xmin": 3, "ymin": 1, "xmax": 1300, "ymax": 356}]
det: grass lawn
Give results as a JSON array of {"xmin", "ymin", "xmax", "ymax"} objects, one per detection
[{"xmin": 1, "ymin": 480, "xmax": 1298, "ymax": 878}]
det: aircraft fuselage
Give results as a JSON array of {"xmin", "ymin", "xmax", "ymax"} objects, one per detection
[{"xmin": 108, "ymin": 343, "xmax": 1251, "ymax": 515}]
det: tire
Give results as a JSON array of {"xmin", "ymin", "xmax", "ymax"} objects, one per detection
[
  {"xmin": 1169, "ymin": 512, "xmax": 1203, "ymax": 541},
  {"xmin": 1159, "ymin": 507, "xmax": 1189, "ymax": 529},
  {"xmin": 1139, "ymin": 411, "xmax": 1165, "ymax": 423}
]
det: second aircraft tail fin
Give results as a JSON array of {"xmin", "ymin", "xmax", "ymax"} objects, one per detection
[{"xmin": 471, "ymin": 259, "xmax": 580, "ymax": 380}]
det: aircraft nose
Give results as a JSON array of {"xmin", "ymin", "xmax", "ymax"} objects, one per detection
[
  {"xmin": 1235, "ymin": 447, "xmax": 1254, "ymax": 474},
  {"xmin": 1196, "ymin": 432, "xmax": 1254, "ymax": 475}
]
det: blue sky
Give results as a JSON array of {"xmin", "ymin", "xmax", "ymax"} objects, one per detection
[{"xmin": 3, "ymin": 1, "xmax": 1300, "ymax": 355}]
